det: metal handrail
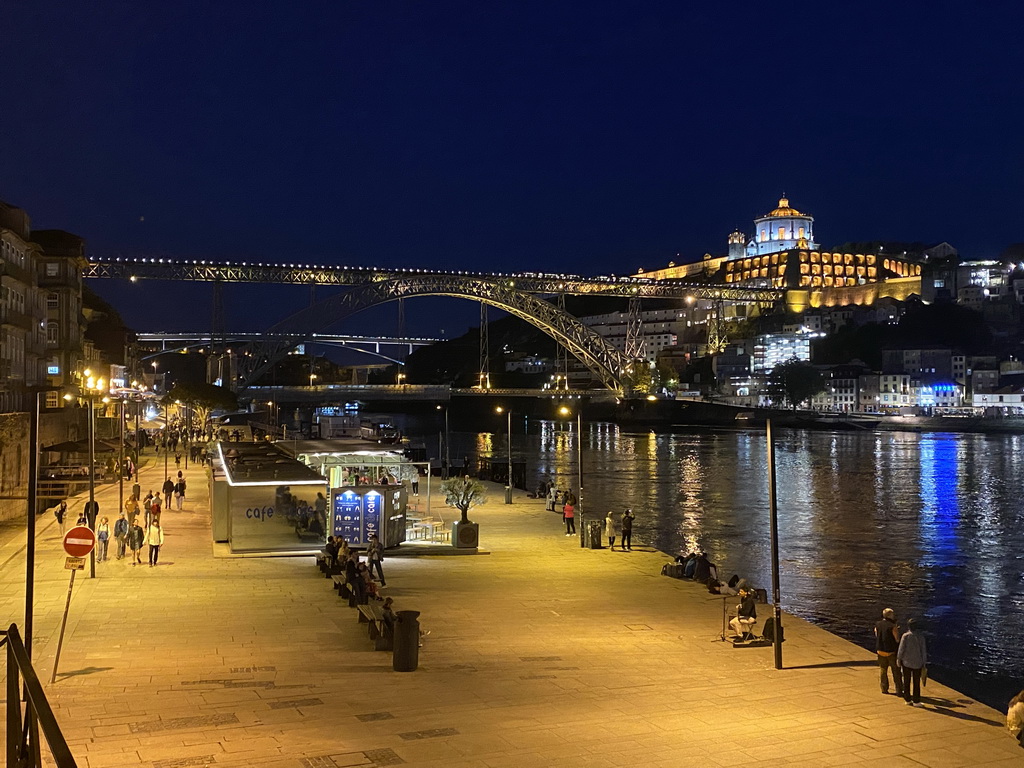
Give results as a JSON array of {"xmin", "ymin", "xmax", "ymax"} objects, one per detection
[{"xmin": 2, "ymin": 625, "xmax": 77, "ymax": 767}]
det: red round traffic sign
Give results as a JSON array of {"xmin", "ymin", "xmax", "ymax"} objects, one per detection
[{"xmin": 63, "ymin": 526, "xmax": 96, "ymax": 557}]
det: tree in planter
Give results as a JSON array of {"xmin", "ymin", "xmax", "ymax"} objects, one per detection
[{"xmin": 441, "ymin": 476, "xmax": 487, "ymax": 523}]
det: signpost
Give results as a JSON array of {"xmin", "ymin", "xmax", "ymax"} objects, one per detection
[{"xmin": 51, "ymin": 527, "xmax": 96, "ymax": 683}]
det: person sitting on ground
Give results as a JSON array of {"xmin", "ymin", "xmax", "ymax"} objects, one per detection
[
  {"xmin": 729, "ymin": 587, "xmax": 758, "ymax": 639},
  {"xmin": 708, "ymin": 576, "xmax": 739, "ymax": 596},
  {"xmin": 1007, "ymin": 688, "xmax": 1024, "ymax": 747},
  {"xmin": 676, "ymin": 552, "xmax": 698, "ymax": 578},
  {"xmin": 692, "ymin": 552, "xmax": 716, "ymax": 584}
]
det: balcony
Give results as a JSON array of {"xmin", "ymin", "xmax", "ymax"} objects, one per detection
[
  {"xmin": 0, "ymin": 305, "xmax": 33, "ymax": 330},
  {"xmin": 0, "ymin": 258, "xmax": 35, "ymax": 284}
]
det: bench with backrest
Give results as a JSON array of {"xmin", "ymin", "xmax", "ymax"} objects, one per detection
[{"xmin": 356, "ymin": 603, "xmax": 394, "ymax": 651}]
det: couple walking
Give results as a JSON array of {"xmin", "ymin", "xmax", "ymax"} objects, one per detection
[
  {"xmin": 604, "ymin": 509, "xmax": 635, "ymax": 550},
  {"xmin": 875, "ymin": 608, "xmax": 928, "ymax": 706}
]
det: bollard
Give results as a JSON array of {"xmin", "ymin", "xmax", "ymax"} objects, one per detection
[{"xmin": 392, "ymin": 610, "xmax": 421, "ymax": 672}]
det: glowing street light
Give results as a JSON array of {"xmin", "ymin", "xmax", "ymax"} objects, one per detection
[{"xmin": 495, "ymin": 406, "xmax": 512, "ymax": 504}]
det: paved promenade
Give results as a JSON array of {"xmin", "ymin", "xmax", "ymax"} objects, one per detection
[{"xmin": 1, "ymin": 456, "xmax": 1020, "ymax": 767}]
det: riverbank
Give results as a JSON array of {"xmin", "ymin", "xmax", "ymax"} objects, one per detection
[{"xmin": 1, "ymin": 464, "xmax": 1020, "ymax": 765}]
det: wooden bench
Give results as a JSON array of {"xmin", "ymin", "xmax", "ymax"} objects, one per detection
[{"xmin": 356, "ymin": 603, "xmax": 393, "ymax": 651}]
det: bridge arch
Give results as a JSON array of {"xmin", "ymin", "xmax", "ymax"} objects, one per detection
[{"xmin": 237, "ymin": 276, "xmax": 632, "ymax": 393}]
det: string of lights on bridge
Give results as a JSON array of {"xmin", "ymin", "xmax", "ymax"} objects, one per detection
[{"xmin": 84, "ymin": 255, "xmax": 782, "ymax": 302}]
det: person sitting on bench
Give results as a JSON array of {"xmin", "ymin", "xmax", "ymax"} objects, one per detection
[
  {"xmin": 729, "ymin": 588, "xmax": 758, "ymax": 640},
  {"xmin": 324, "ymin": 536, "xmax": 339, "ymax": 567}
]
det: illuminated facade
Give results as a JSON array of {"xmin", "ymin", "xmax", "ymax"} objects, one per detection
[
  {"xmin": 744, "ymin": 197, "xmax": 817, "ymax": 256},
  {"xmin": 725, "ymin": 249, "xmax": 921, "ymax": 289}
]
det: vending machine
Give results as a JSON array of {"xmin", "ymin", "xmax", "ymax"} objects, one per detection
[{"xmin": 330, "ymin": 485, "xmax": 407, "ymax": 548}]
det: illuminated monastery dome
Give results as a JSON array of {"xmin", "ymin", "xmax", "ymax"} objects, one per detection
[{"xmin": 731, "ymin": 195, "xmax": 818, "ymax": 258}]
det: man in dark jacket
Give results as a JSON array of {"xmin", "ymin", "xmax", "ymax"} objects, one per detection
[
  {"xmin": 874, "ymin": 608, "xmax": 903, "ymax": 696},
  {"xmin": 162, "ymin": 477, "xmax": 175, "ymax": 510},
  {"xmin": 692, "ymin": 553, "xmax": 716, "ymax": 584}
]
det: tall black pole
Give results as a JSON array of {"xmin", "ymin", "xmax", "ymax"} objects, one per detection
[
  {"xmin": 504, "ymin": 408, "xmax": 512, "ymax": 504},
  {"xmin": 87, "ymin": 395, "xmax": 96, "ymax": 579},
  {"xmin": 766, "ymin": 418, "xmax": 783, "ymax": 670},
  {"xmin": 118, "ymin": 400, "xmax": 125, "ymax": 520},
  {"xmin": 26, "ymin": 392, "xmax": 40, "ymax": 659},
  {"xmin": 577, "ymin": 410, "xmax": 585, "ymax": 548}
]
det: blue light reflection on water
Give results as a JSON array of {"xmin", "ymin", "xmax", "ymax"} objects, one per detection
[{"xmin": 459, "ymin": 422, "xmax": 1024, "ymax": 711}]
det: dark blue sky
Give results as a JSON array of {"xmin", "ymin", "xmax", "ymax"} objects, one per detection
[{"xmin": 4, "ymin": 1, "xmax": 1024, "ymax": 336}]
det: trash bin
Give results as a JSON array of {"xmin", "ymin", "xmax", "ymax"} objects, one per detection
[
  {"xmin": 588, "ymin": 520, "xmax": 602, "ymax": 549},
  {"xmin": 392, "ymin": 610, "xmax": 421, "ymax": 672}
]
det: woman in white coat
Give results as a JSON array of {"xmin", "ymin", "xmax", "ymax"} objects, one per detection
[
  {"xmin": 147, "ymin": 519, "xmax": 165, "ymax": 567},
  {"xmin": 604, "ymin": 511, "xmax": 619, "ymax": 551}
]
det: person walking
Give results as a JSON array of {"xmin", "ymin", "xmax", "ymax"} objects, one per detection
[
  {"xmin": 874, "ymin": 608, "xmax": 904, "ymax": 696},
  {"xmin": 54, "ymin": 500, "xmax": 67, "ymax": 535},
  {"xmin": 605, "ymin": 510, "xmax": 619, "ymax": 550},
  {"xmin": 125, "ymin": 495, "xmax": 140, "ymax": 528},
  {"xmin": 128, "ymin": 518, "xmax": 145, "ymax": 566},
  {"xmin": 174, "ymin": 476, "xmax": 187, "ymax": 510},
  {"xmin": 96, "ymin": 517, "xmax": 111, "ymax": 562},
  {"xmin": 620, "ymin": 508, "xmax": 635, "ymax": 550},
  {"xmin": 897, "ymin": 618, "xmax": 928, "ymax": 707},
  {"xmin": 162, "ymin": 477, "xmax": 175, "ymax": 510},
  {"xmin": 114, "ymin": 512, "xmax": 129, "ymax": 560},
  {"xmin": 367, "ymin": 534, "xmax": 386, "ymax": 587},
  {"xmin": 146, "ymin": 519, "xmax": 165, "ymax": 566},
  {"xmin": 563, "ymin": 500, "xmax": 576, "ymax": 535}
]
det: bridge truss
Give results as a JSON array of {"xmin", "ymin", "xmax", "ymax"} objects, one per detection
[
  {"xmin": 237, "ymin": 276, "xmax": 634, "ymax": 393},
  {"xmin": 84, "ymin": 256, "xmax": 781, "ymax": 302},
  {"xmin": 86, "ymin": 256, "xmax": 785, "ymax": 393}
]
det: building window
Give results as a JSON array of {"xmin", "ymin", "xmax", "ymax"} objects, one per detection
[
  {"xmin": 798, "ymin": 227, "xmax": 805, "ymax": 239},
  {"xmin": 778, "ymin": 228, "xmax": 787, "ymax": 240},
  {"xmin": 45, "ymin": 262, "xmax": 59, "ymax": 277},
  {"xmin": 46, "ymin": 322, "xmax": 58, "ymax": 344},
  {"xmin": 47, "ymin": 292, "xmax": 59, "ymax": 310}
]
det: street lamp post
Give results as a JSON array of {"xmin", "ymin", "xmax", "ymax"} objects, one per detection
[
  {"xmin": 496, "ymin": 406, "xmax": 512, "ymax": 504},
  {"xmin": 559, "ymin": 405, "xmax": 585, "ymax": 546},
  {"xmin": 70, "ymin": 371, "xmax": 107, "ymax": 579},
  {"xmin": 435, "ymin": 404, "xmax": 450, "ymax": 479},
  {"xmin": 118, "ymin": 398, "xmax": 125, "ymax": 523}
]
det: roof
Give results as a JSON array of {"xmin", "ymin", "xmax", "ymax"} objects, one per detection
[
  {"xmin": 217, "ymin": 442, "xmax": 327, "ymax": 485},
  {"xmin": 757, "ymin": 196, "xmax": 811, "ymax": 219}
]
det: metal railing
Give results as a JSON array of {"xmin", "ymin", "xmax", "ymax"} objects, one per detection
[{"xmin": 2, "ymin": 624, "xmax": 77, "ymax": 767}]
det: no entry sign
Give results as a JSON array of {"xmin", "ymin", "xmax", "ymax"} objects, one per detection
[{"xmin": 63, "ymin": 526, "xmax": 96, "ymax": 558}]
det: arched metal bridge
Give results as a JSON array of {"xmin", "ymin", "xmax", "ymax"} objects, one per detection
[{"xmin": 85, "ymin": 256, "xmax": 783, "ymax": 393}]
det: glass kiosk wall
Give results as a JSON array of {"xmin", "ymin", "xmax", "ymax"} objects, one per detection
[{"xmin": 330, "ymin": 485, "xmax": 407, "ymax": 548}]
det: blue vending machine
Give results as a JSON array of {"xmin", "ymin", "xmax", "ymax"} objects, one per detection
[{"xmin": 330, "ymin": 485, "xmax": 407, "ymax": 548}]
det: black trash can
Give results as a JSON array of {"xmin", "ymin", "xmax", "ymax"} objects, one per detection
[
  {"xmin": 392, "ymin": 610, "xmax": 421, "ymax": 672},
  {"xmin": 588, "ymin": 520, "xmax": 603, "ymax": 549}
]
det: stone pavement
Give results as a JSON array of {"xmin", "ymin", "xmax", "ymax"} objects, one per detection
[{"xmin": 1, "ymin": 456, "xmax": 1021, "ymax": 767}]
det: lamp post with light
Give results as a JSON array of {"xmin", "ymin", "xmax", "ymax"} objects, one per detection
[
  {"xmin": 559, "ymin": 404, "xmax": 584, "ymax": 546},
  {"xmin": 66, "ymin": 370, "xmax": 108, "ymax": 579},
  {"xmin": 495, "ymin": 406, "xmax": 512, "ymax": 504},
  {"xmin": 435, "ymin": 404, "xmax": 450, "ymax": 479}
]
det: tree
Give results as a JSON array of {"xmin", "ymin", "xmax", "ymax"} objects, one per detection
[
  {"xmin": 626, "ymin": 359, "xmax": 654, "ymax": 394},
  {"xmin": 441, "ymin": 476, "xmax": 487, "ymax": 524},
  {"xmin": 163, "ymin": 382, "xmax": 238, "ymax": 429},
  {"xmin": 767, "ymin": 358, "xmax": 824, "ymax": 409}
]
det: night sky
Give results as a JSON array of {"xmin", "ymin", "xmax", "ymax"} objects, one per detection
[{"xmin": 4, "ymin": 2, "xmax": 1024, "ymax": 337}]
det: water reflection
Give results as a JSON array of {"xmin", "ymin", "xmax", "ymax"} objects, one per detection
[{"xmin": 453, "ymin": 421, "xmax": 1023, "ymax": 710}]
